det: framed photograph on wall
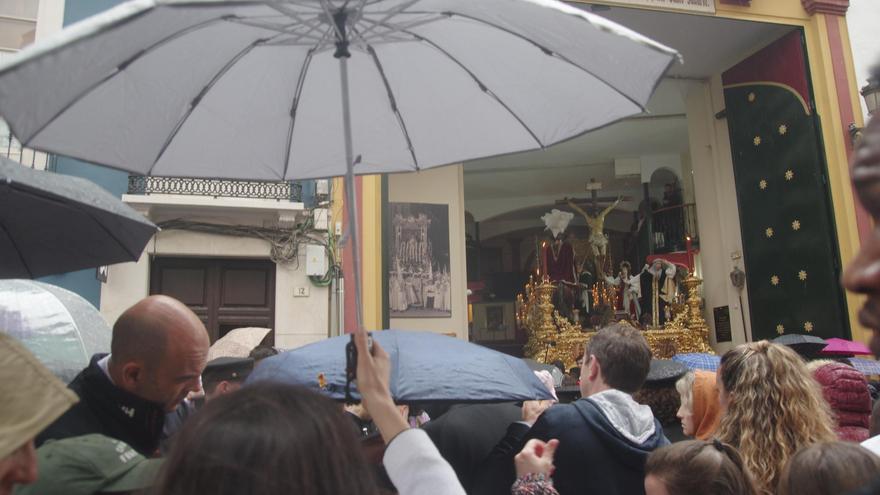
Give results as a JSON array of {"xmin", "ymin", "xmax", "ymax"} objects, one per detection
[{"xmin": 388, "ymin": 202, "xmax": 451, "ymax": 318}]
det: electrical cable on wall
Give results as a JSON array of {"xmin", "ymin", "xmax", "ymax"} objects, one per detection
[{"xmin": 156, "ymin": 215, "xmax": 339, "ymax": 286}]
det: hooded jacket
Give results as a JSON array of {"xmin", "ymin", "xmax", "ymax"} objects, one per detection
[
  {"xmin": 813, "ymin": 363, "xmax": 871, "ymax": 442},
  {"xmin": 471, "ymin": 390, "xmax": 668, "ymax": 495},
  {"xmin": 528, "ymin": 390, "xmax": 668, "ymax": 495},
  {"xmin": 36, "ymin": 354, "xmax": 166, "ymax": 456}
]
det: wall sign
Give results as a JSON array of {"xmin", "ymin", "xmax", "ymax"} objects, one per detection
[
  {"xmin": 713, "ymin": 306, "xmax": 733, "ymax": 343},
  {"xmin": 598, "ymin": 0, "xmax": 716, "ymax": 14}
]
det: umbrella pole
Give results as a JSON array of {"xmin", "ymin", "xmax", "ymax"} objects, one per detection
[{"xmin": 339, "ymin": 49, "xmax": 363, "ymax": 331}]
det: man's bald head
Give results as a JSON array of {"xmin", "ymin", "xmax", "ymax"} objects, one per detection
[
  {"xmin": 109, "ymin": 296, "xmax": 210, "ymax": 411},
  {"xmin": 111, "ymin": 295, "xmax": 207, "ymax": 368}
]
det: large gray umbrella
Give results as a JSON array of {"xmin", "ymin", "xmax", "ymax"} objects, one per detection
[
  {"xmin": 0, "ymin": 0, "xmax": 679, "ymax": 325},
  {"xmin": 0, "ymin": 279, "xmax": 112, "ymax": 382},
  {"xmin": 0, "ymin": 157, "xmax": 157, "ymax": 278}
]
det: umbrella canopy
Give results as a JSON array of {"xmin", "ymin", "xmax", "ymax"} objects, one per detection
[
  {"xmin": 821, "ymin": 338, "xmax": 872, "ymax": 357},
  {"xmin": 671, "ymin": 353, "xmax": 720, "ymax": 372},
  {"xmin": 847, "ymin": 357, "xmax": 880, "ymax": 376},
  {"xmin": 0, "ymin": 0, "xmax": 678, "ymax": 181},
  {"xmin": 772, "ymin": 333, "xmax": 827, "ymax": 357},
  {"xmin": 248, "ymin": 330, "xmax": 555, "ymax": 403},
  {"xmin": 0, "ymin": 279, "xmax": 111, "ymax": 382},
  {"xmin": 645, "ymin": 359, "xmax": 689, "ymax": 386},
  {"xmin": 0, "ymin": 157, "xmax": 157, "ymax": 278},
  {"xmin": 0, "ymin": 0, "xmax": 678, "ymax": 327},
  {"xmin": 207, "ymin": 326, "xmax": 271, "ymax": 361}
]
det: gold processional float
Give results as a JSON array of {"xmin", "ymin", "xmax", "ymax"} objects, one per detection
[{"xmin": 518, "ymin": 205, "xmax": 714, "ymax": 371}]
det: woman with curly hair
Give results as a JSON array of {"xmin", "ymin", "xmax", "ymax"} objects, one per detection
[{"xmin": 716, "ymin": 341, "xmax": 837, "ymax": 495}]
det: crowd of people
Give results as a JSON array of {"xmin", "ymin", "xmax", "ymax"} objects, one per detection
[{"xmin": 3, "ymin": 68, "xmax": 880, "ymax": 495}]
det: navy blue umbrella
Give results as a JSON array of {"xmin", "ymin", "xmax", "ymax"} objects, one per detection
[{"xmin": 247, "ymin": 330, "xmax": 554, "ymax": 403}]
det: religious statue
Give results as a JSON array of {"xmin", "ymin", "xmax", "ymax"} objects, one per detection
[
  {"xmin": 605, "ymin": 261, "xmax": 641, "ymax": 321},
  {"xmin": 567, "ymin": 197, "xmax": 622, "ymax": 258},
  {"xmin": 639, "ymin": 258, "xmax": 677, "ymax": 328},
  {"xmin": 540, "ymin": 209, "xmax": 578, "ymax": 321}
]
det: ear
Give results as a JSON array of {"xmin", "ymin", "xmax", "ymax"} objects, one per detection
[
  {"xmin": 119, "ymin": 361, "xmax": 144, "ymax": 391},
  {"xmin": 217, "ymin": 381, "xmax": 230, "ymax": 394},
  {"xmin": 588, "ymin": 356, "xmax": 601, "ymax": 382}
]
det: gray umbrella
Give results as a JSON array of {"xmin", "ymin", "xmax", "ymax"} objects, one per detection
[
  {"xmin": 0, "ymin": 157, "xmax": 157, "ymax": 278},
  {"xmin": 0, "ymin": 0, "xmax": 678, "ymax": 326},
  {"xmin": 0, "ymin": 279, "xmax": 112, "ymax": 382}
]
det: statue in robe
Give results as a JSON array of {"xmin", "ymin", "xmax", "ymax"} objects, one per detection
[
  {"xmin": 605, "ymin": 261, "xmax": 641, "ymax": 321},
  {"xmin": 639, "ymin": 259, "xmax": 677, "ymax": 327}
]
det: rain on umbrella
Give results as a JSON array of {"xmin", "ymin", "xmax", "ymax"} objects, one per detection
[
  {"xmin": 0, "ymin": 156, "xmax": 157, "ymax": 279},
  {"xmin": 0, "ymin": 0, "xmax": 679, "ymax": 327},
  {"xmin": 0, "ymin": 279, "xmax": 112, "ymax": 382},
  {"xmin": 248, "ymin": 330, "xmax": 555, "ymax": 403}
]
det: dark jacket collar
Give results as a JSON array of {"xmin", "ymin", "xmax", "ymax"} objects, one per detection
[{"xmin": 72, "ymin": 354, "xmax": 167, "ymax": 455}]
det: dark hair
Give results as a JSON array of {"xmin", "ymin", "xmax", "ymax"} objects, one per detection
[
  {"xmin": 248, "ymin": 345, "xmax": 279, "ymax": 362},
  {"xmin": 778, "ymin": 442, "xmax": 880, "ymax": 495},
  {"xmin": 586, "ymin": 322, "xmax": 651, "ymax": 393},
  {"xmin": 153, "ymin": 382, "xmax": 380, "ymax": 495},
  {"xmin": 645, "ymin": 440, "xmax": 759, "ymax": 495}
]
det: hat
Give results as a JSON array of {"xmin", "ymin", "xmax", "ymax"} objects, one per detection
[
  {"xmin": 14, "ymin": 434, "xmax": 163, "ymax": 495},
  {"xmin": 644, "ymin": 359, "xmax": 689, "ymax": 387},
  {"xmin": 0, "ymin": 332, "xmax": 78, "ymax": 459},
  {"xmin": 202, "ymin": 356, "xmax": 254, "ymax": 384}
]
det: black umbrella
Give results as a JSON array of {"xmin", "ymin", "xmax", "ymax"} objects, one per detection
[
  {"xmin": 772, "ymin": 333, "xmax": 827, "ymax": 357},
  {"xmin": 0, "ymin": 157, "xmax": 157, "ymax": 278}
]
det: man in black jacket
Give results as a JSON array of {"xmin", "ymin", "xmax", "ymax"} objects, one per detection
[{"xmin": 37, "ymin": 295, "xmax": 210, "ymax": 456}]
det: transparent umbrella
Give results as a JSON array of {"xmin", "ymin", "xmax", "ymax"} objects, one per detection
[{"xmin": 0, "ymin": 279, "xmax": 111, "ymax": 383}]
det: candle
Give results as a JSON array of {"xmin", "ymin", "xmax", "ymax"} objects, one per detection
[{"xmin": 685, "ymin": 236, "xmax": 693, "ymax": 273}]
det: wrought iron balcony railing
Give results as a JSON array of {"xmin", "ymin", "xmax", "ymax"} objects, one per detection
[{"xmin": 127, "ymin": 175, "xmax": 303, "ymax": 202}]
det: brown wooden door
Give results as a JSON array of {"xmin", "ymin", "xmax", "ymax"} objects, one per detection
[{"xmin": 150, "ymin": 257, "xmax": 276, "ymax": 344}]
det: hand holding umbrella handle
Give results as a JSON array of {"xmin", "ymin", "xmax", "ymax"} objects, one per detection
[{"xmin": 354, "ymin": 329, "xmax": 409, "ymax": 445}]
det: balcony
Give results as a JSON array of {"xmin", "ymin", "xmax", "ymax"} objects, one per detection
[
  {"xmin": 127, "ymin": 175, "xmax": 302, "ymax": 202},
  {"xmin": 124, "ymin": 176, "xmax": 306, "ymax": 226}
]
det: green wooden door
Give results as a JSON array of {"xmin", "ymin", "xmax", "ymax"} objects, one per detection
[{"xmin": 722, "ymin": 30, "xmax": 848, "ymax": 341}]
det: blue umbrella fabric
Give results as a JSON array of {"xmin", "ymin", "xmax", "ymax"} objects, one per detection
[
  {"xmin": 248, "ymin": 330, "xmax": 554, "ymax": 403},
  {"xmin": 671, "ymin": 353, "xmax": 720, "ymax": 372},
  {"xmin": 847, "ymin": 357, "xmax": 880, "ymax": 376}
]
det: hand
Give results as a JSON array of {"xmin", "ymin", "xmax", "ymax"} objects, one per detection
[
  {"xmin": 522, "ymin": 400, "xmax": 552, "ymax": 426},
  {"xmin": 354, "ymin": 329, "xmax": 409, "ymax": 444},
  {"xmin": 515, "ymin": 439, "xmax": 559, "ymax": 478}
]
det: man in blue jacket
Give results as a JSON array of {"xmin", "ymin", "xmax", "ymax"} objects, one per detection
[
  {"xmin": 473, "ymin": 322, "xmax": 667, "ymax": 494},
  {"xmin": 529, "ymin": 323, "xmax": 668, "ymax": 494}
]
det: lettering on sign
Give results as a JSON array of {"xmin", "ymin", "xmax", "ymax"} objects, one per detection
[{"xmin": 597, "ymin": 0, "xmax": 716, "ymax": 14}]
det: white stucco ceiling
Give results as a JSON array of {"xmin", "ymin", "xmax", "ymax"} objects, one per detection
[{"xmin": 464, "ymin": 5, "xmax": 794, "ymax": 226}]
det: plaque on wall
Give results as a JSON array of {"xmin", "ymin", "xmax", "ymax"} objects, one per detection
[{"xmin": 713, "ymin": 306, "xmax": 732, "ymax": 343}]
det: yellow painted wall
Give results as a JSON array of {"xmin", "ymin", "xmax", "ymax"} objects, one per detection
[{"xmin": 332, "ymin": 175, "xmax": 384, "ymax": 332}]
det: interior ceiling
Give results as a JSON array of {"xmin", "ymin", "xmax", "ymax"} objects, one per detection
[{"xmin": 464, "ymin": 5, "xmax": 794, "ymax": 224}]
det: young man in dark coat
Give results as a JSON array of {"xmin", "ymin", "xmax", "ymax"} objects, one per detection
[
  {"xmin": 36, "ymin": 295, "xmax": 210, "ymax": 457},
  {"xmin": 474, "ymin": 323, "xmax": 667, "ymax": 495}
]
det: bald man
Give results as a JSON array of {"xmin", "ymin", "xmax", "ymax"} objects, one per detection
[{"xmin": 36, "ymin": 295, "xmax": 209, "ymax": 456}]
